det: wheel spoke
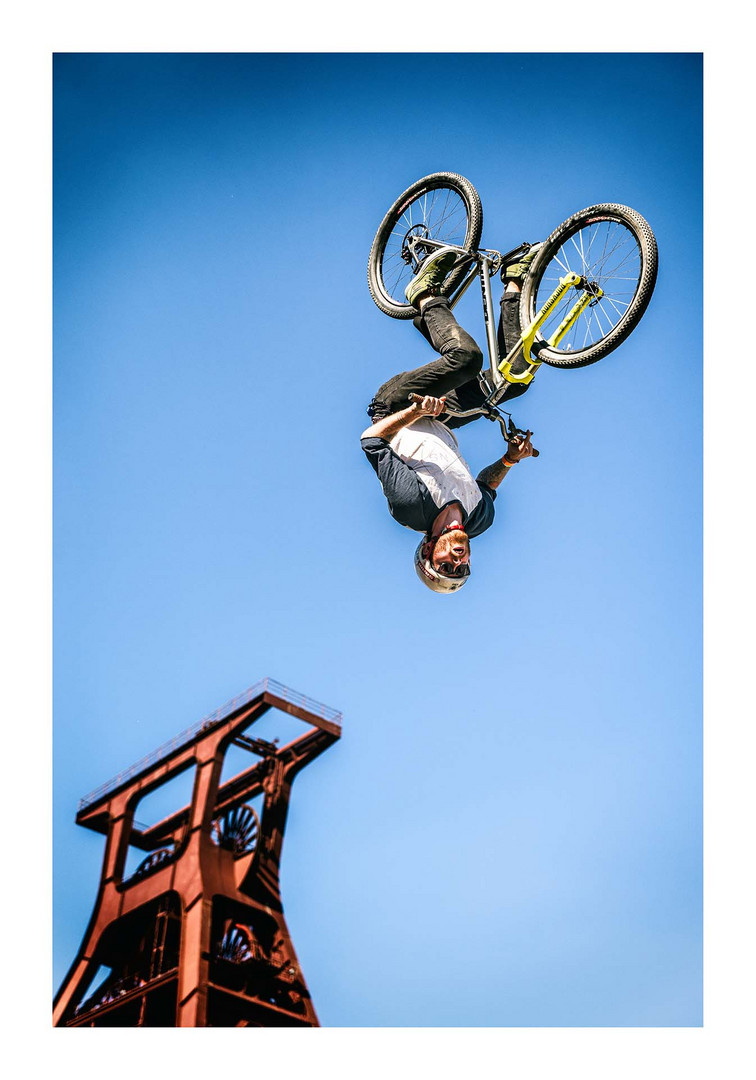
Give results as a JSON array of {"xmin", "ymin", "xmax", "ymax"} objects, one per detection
[
  {"xmin": 375, "ymin": 184, "xmax": 472, "ymax": 305},
  {"xmin": 534, "ymin": 217, "xmax": 644, "ymax": 354}
]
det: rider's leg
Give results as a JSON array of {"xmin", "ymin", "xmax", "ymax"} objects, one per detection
[
  {"xmin": 367, "ymin": 296, "xmax": 485, "ymax": 422},
  {"xmin": 498, "ymin": 281, "xmax": 522, "ymax": 353},
  {"xmin": 498, "ymin": 278, "xmax": 522, "ymax": 341},
  {"xmin": 419, "ymin": 297, "xmax": 489, "ymax": 427},
  {"xmin": 496, "ymin": 246, "xmax": 541, "ymax": 401},
  {"xmin": 496, "ymin": 280, "xmax": 530, "ymax": 402}
]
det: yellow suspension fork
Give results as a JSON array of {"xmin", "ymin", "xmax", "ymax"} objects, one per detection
[{"xmin": 498, "ymin": 273, "xmax": 604, "ymax": 385}]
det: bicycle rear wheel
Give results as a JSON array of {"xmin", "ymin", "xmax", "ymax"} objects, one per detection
[
  {"xmin": 520, "ymin": 204, "xmax": 658, "ymax": 368},
  {"xmin": 368, "ymin": 172, "xmax": 483, "ymax": 319}
]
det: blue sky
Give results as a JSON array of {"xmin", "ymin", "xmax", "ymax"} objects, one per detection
[{"xmin": 52, "ymin": 52, "xmax": 702, "ymax": 1027}]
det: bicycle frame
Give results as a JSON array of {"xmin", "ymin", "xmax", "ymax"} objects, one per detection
[{"xmin": 405, "ymin": 235, "xmax": 604, "ymax": 435}]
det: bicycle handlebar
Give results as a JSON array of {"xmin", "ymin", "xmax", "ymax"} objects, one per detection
[{"xmin": 407, "ymin": 394, "xmax": 539, "ymax": 457}]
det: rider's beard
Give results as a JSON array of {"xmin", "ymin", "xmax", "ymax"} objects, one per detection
[{"xmin": 431, "ymin": 529, "xmax": 469, "ymax": 566}]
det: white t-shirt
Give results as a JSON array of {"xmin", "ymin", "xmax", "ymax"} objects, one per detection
[{"xmin": 390, "ymin": 417, "xmax": 483, "ymax": 517}]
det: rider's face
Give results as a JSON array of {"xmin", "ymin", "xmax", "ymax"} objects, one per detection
[{"xmin": 431, "ymin": 529, "xmax": 470, "ymax": 574}]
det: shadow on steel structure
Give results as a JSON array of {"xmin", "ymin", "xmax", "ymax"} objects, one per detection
[{"xmin": 54, "ymin": 677, "xmax": 342, "ymax": 1027}]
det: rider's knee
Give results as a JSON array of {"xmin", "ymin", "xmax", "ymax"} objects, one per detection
[{"xmin": 458, "ymin": 341, "xmax": 483, "ymax": 378}]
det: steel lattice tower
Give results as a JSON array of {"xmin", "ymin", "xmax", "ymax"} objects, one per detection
[{"xmin": 54, "ymin": 678, "xmax": 341, "ymax": 1027}]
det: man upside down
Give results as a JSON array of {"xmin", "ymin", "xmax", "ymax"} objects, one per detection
[{"xmin": 361, "ymin": 247, "xmax": 536, "ymax": 594}]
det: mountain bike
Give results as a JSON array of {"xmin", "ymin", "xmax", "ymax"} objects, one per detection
[{"xmin": 367, "ymin": 172, "xmax": 658, "ymax": 446}]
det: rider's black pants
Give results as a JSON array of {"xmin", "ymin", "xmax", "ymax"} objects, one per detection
[{"xmin": 367, "ymin": 293, "xmax": 525, "ymax": 430}]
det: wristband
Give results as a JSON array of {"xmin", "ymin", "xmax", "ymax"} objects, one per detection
[{"xmin": 503, "ymin": 456, "xmax": 517, "ymax": 467}]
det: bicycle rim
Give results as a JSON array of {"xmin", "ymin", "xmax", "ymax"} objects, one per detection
[
  {"xmin": 368, "ymin": 174, "xmax": 482, "ymax": 318},
  {"xmin": 530, "ymin": 214, "xmax": 649, "ymax": 365}
]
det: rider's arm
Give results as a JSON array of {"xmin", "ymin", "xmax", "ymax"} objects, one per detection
[
  {"xmin": 360, "ymin": 404, "xmax": 419, "ymax": 442},
  {"xmin": 476, "ymin": 456, "xmax": 517, "ymax": 491},
  {"xmin": 360, "ymin": 395, "xmax": 446, "ymax": 441},
  {"xmin": 476, "ymin": 431, "xmax": 534, "ymax": 491}
]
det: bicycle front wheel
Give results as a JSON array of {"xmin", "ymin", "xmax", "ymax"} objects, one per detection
[
  {"xmin": 520, "ymin": 204, "xmax": 658, "ymax": 368},
  {"xmin": 367, "ymin": 172, "xmax": 483, "ymax": 319}
]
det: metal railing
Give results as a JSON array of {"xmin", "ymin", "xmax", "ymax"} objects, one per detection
[{"xmin": 77, "ymin": 677, "xmax": 342, "ymax": 813}]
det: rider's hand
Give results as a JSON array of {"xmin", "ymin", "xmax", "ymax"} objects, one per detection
[
  {"xmin": 504, "ymin": 430, "xmax": 534, "ymax": 464},
  {"xmin": 411, "ymin": 394, "xmax": 446, "ymax": 418}
]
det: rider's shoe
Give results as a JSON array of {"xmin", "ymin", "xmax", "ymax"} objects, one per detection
[
  {"xmin": 405, "ymin": 247, "xmax": 459, "ymax": 306},
  {"xmin": 502, "ymin": 243, "xmax": 541, "ymax": 282}
]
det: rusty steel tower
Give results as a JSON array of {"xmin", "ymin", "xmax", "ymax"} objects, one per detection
[{"xmin": 54, "ymin": 677, "xmax": 341, "ymax": 1027}]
